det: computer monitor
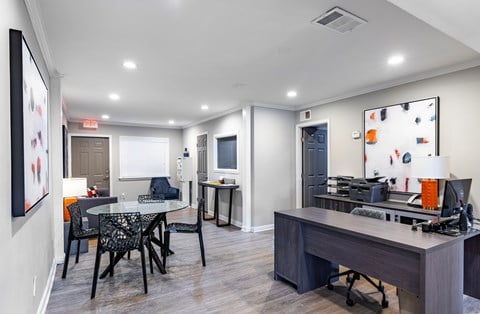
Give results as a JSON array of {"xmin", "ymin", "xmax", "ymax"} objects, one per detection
[{"xmin": 441, "ymin": 179, "xmax": 472, "ymax": 218}]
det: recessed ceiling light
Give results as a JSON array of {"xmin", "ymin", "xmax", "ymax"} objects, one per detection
[
  {"xmin": 201, "ymin": 104, "xmax": 209, "ymax": 110},
  {"xmin": 101, "ymin": 114, "xmax": 110, "ymax": 120},
  {"xmin": 388, "ymin": 54, "xmax": 404, "ymax": 66},
  {"xmin": 168, "ymin": 120, "xmax": 175, "ymax": 125},
  {"xmin": 287, "ymin": 90, "xmax": 297, "ymax": 98},
  {"xmin": 109, "ymin": 93, "xmax": 120, "ymax": 101},
  {"xmin": 123, "ymin": 60, "xmax": 137, "ymax": 69}
]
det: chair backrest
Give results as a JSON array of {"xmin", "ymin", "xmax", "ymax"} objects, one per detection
[
  {"xmin": 67, "ymin": 202, "xmax": 85, "ymax": 237},
  {"xmin": 150, "ymin": 177, "xmax": 170, "ymax": 195},
  {"xmin": 351, "ymin": 207, "xmax": 386, "ymax": 221},
  {"xmin": 98, "ymin": 212, "xmax": 143, "ymax": 253},
  {"xmin": 197, "ymin": 198, "xmax": 205, "ymax": 228}
]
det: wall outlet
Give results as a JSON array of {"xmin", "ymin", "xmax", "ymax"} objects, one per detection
[
  {"xmin": 121, "ymin": 192, "xmax": 126, "ymax": 201},
  {"xmin": 33, "ymin": 275, "xmax": 37, "ymax": 297}
]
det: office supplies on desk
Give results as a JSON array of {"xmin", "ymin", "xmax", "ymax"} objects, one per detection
[{"xmin": 349, "ymin": 177, "xmax": 387, "ymax": 203}]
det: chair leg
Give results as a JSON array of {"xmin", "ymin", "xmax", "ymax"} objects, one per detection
[
  {"xmin": 62, "ymin": 238, "xmax": 73, "ymax": 279},
  {"xmin": 346, "ymin": 272, "xmax": 359, "ymax": 306},
  {"xmin": 127, "ymin": 250, "xmax": 131, "ymax": 260},
  {"xmin": 91, "ymin": 248, "xmax": 102, "ymax": 299},
  {"xmin": 109, "ymin": 252, "xmax": 114, "ymax": 277},
  {"xmin": 139, "ymin": 246, "xmax": 148, "ymax": 294},
  {"xmin": 198, "ymin": 230, "xmax": 206, "ymax": 267},
  {"xmin": 163, "ymin": 231, "xmax": 170, "ymax": 267},
  {"xmin": 75, "ymin": 239, "xmax": 81, "ymax": 263}
]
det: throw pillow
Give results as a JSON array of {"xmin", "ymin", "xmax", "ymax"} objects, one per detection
[{"xmin": 87, "ymin": 185, "xmax": 98, "ymax": 198}]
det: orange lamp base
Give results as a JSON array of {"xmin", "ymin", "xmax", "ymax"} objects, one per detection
[{"xmin": 421, "ymin": 179, "xmax": 438, "ymax": 210}]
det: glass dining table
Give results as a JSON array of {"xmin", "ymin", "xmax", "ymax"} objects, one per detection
[{"xmin": 87, "ymin": 200, "xmax": 188, "ymax": 278}]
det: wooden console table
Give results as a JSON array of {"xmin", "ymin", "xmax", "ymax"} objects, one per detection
[
  {"xmin": 199, "ymin": 181, "xmax": 239, "ymax": 227},
  {"xmin": 274, "ymin": 207, "xmax": 480, "ymax": 313}
]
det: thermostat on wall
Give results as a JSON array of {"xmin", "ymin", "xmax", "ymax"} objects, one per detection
[{"xmin": 352, "ymin": 130, "xmax": 361, "ymax": 139}]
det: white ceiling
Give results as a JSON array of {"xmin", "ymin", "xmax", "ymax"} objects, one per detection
[{"xmin": 34, "ymin": 0, "xmax": 480, "ymax": 128}]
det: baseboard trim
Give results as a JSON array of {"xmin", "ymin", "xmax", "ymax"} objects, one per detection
[
  {"xmin": 37, "ymin": 258, "xmax": 57, "ymax": 314},
  {"xmin": 251, "ymin": 224, "xmax": 274, "ymax": 232},
  {"xmin": 205, "ymin": 210, "xmax": 243, "ymax": 229}
]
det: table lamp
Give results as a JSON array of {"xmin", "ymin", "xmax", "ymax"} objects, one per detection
[
  {"xmin": 62, "ymin": 178, "xmax": 87, "ymax": 221},
  {"xmin": 411, "ymin": 156, "xmax": 450, "ymax": 209}
]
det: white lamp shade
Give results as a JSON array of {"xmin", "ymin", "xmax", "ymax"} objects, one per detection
[
  {"xmin": 411, "ymin": 156, "xmax": 450, "ymax": 179},
  {"xmin": 62, "ymin": 178, "xmax": 87, "ymax": 197}
]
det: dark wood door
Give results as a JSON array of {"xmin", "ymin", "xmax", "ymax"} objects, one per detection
[
  {"xmin": 302, "ymin": 126, "xmax": 328, "ymax": 207},
  {"xmin": 71, "ymin": 136, "xmax": 110, "ymax": 189},
  {"xmin": 197, "ymin": 134, "xmax": 208, "ymax": 206}
]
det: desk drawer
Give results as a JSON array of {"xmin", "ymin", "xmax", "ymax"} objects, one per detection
[{"xmin": 303, "ymin": 224, "xmax": 420, "ymax": 295}]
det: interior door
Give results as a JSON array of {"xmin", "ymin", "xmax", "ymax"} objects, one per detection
[
  {"xmin": 302, "ymin": 126, "xmax": 328, "ymax": 207},
  {"xmin": 197, "ymin": 134, "xmax": 208, "ymax": 207},
  {"xmin": 71, "ymin": 136, "xmax": 110, "ymax": 189}
]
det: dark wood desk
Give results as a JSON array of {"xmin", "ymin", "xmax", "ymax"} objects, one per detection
[
  {"xmin": 274, "ymin": 207, "xmax": 480, "ymax": 314},
  {"xmin": 199, "ymin": 181, "xmax": 239, "ymax": 227}
]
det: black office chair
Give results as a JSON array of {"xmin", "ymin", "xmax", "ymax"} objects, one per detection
[
  {"xmin": 91, "ymin": 212, "xmax": 147, "ymax": 299},
  {"xmin": 327, "ymin": 207, "xmax": 388, "ymax": 308},
  {"xmin": 62, "ymin": 202, "xmax": 98, "ymax": 279},
  {"xmin": 163, "ymin": 199, "xmax": 206, "ymax": 267}
]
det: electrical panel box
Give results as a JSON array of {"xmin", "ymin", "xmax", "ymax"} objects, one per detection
[{"xmin": 177, "ymin": 157, "xmax": 193, "ymax": 182}]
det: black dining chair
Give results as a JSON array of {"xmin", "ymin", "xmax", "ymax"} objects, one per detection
[
  {"xmin": 327, "ymin": 207, "xmax": 388, "ymax": 308},
  {"xmin": 62, "ymin": 202, "xmax": 98, "ymax": 279},
  {"xmin": 91, "ymin": 212, "xmax": 147, "ymax": 299},
  {"xmin": 163, "ymin": 199, "xmax": 206, "ymax": 267},
  {"xmin": 129, "ymin": 194, "xmax": 167, "ymax": 272}
]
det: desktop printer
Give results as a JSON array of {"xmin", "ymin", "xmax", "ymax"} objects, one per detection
[{"xmin": 349, "ymin": 178, "xmax": 388, "ymax": 203}]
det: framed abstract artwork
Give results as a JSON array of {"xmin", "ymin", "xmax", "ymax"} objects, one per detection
[
  {"xmin": 10, "ymin": 29, "xmax": 49, "ymax": 217},
  {"xmin": 364, "ymin": 97, "xmax": 439, "ymax": 194}
]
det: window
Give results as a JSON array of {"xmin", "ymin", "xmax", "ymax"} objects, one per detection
[{"xmin": 214, "ymin": 133, "xmax": 238, "ymax": 171}]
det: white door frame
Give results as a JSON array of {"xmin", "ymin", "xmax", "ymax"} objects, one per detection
[
  {"xmin": 68, "ymin": 133, "xmax": 113, "ymax": 194},
  {"xmin": 295, "ymin": 119, "xmax": 330, "ymax": 208}
]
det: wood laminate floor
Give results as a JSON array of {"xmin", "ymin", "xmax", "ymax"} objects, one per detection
[{"xmin": 47, "ymin": 208, "xmax": 480, "ymax": 313}]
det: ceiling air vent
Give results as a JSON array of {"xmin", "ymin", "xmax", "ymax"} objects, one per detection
[
  {"xmin": 312, "ymin": 7, "xmax": 367, "ymax": 34},
  {"xmin": 300, "ymin": 110, "xmax": 311, "ymax": 122}
]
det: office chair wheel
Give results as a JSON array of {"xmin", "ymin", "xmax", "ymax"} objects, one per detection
[
  {"xmin": 381, "ymin": 300, "xmax": 389, "ymax": 308},
  {"xmin": 327, "ymin": 284, "xmax": 334, "ymax": 290},
  {"xmin": 346, "ymin": 298, "xmax": 355, "ymax": 307}
]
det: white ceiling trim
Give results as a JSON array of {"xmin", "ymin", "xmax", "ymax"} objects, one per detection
[
  {"xmin": 23, "ymin": 0, "xmax": 59, "ymax": 77},
  {"xmin": 298, "ymin": 57, "xmax": 480, "ymax": 111}
]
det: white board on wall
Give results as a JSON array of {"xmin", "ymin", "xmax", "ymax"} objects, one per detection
[{"xmin": 119, "ymin": 136, "xmax": 170, "ymax": 179}]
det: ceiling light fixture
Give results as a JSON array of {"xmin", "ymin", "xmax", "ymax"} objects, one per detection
[
  {"xmin": 201, "ymin": 104, "xmax": 209, "ymax": 110},
  {"xmin": 388, "ymin": 54, "xmax": 404, "ymax": 66},
  {"xmin": 123, "ymin": 60, "xmax": 137, "ymax": 69},
  {"xmin": 109, "ymin": 93, "xmax": 120, "ymax": 101},
  {"xmin": 101, "ymin": 114, "xmax": 110, "ymax": 120},
  {"xmin": 168, "ymin": 120, "xmax": 175, "ymax": 125},
  {"xmin": 287, "ymin": 90, "xmax": 297, "ymax": 98}
]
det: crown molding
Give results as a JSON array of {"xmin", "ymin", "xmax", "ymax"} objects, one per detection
[{"xmin": 24, "ymin": 0, "xmax": 59, "ymax": 77}]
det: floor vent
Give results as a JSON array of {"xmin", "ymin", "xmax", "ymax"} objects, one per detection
[{"xmin": 312, "ymin": 7, "xmax": 367, "ymax": 34}]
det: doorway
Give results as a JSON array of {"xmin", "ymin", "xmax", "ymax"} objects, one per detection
[
  {"xmin": 71, "ymin": 136, "xmax": 110, "ymax": 189},
  {"xmin": 299, "ymin": 123, "xmax": 329, "ymax": 207},
  {"xmin": 196, "ymin": 133, "xmax": 208, "ymax": 207}
]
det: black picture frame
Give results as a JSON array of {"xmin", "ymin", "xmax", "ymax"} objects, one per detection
[
  {"xmin": 363, "ymin": 97, "xmax": 439, "ymax": 194},
  {"xmin": 10, "ymin": 29, "xmax": 49, "ymax": 217}
]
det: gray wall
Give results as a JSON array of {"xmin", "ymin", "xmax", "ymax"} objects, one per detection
[
  {"xmin": 252, "ymin": 107, "xmax": 295, "ymax": 227},
  {"xmin": 298, "ymin": 66, "xmax": 480, "ymax": 212},
  {"xmin": 183, "ymin": 110, "xmax": 244, "ymax": 224},
  {"xmin": 68, "ymin": 122, "xmax": 183, "ymax": 201},
  {"xmin": 1, "ymin": 1, "xmax": 57, "ymax": 312}
]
